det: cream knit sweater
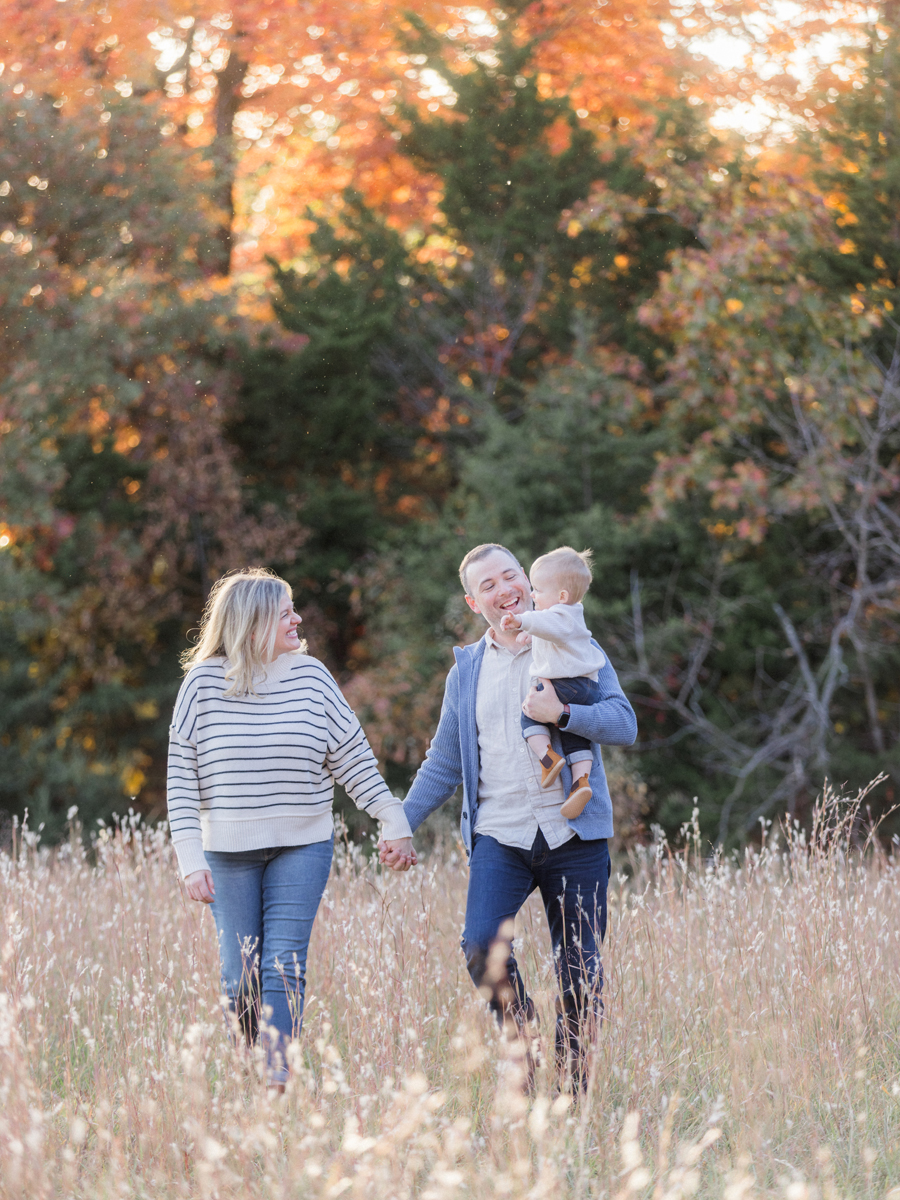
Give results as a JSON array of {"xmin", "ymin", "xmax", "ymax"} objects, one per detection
[
  {"xmin": 516, "ymin": 602, "xmax": 606, "ymax": 680},
  {"xmin": 166, "ymin": 652, "xmax": 411, "ymax": 878}
]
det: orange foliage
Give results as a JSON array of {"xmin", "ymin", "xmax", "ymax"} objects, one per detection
[{"xmin": 0, "ymin": 0, "xmax": 716, "ymax": 275}]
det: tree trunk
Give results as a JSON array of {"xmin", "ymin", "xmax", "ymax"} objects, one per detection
[{"xmin": 210, "ymin": 40, "xmax": 248, "ymax": 276}]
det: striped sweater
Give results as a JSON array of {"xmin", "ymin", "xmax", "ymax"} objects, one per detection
[{"xmin": 166, "ymin": 652, "xmax": 411, "ymax": 878}]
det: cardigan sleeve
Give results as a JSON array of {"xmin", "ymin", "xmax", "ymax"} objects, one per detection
[
  {"xmin": 166, "ymin": 674, "xmax": 209, "ymax": 879},
  {"xmin": 402, "ymin": 663, "xmax": 465, "ymax": 834},
  {"xmin": 562, "ymin": 652, "xmax": 637, "ymax": 746}
]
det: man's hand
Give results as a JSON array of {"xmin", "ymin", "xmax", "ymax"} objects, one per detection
[
  {"xmin": 184, "ymin": 869, "xmax": 215, "ymax": 903},
  {"xmin": 378, "ymin": 837, "xmax": 418, "ymax": 872},
  {"xmin": 522, "ymin": 678, "xmax": 565, "ymax": 725},
  {"xmin": 500, "ymin": 613, "xmax": 523, "ymax": 632}
]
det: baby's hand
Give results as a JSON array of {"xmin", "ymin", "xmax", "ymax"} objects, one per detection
[
  {"xmin": 515, "ymin": 630, "xmax": 531, "ymax": 645},
  {"xmin": 500, "ymin": 613, "xmax": 522, "ymax": 631}
]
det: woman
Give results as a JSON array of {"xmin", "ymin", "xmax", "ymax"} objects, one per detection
[{"xmin": 167, "ymin": 568, "xmax": 415, "ymax": 1086}]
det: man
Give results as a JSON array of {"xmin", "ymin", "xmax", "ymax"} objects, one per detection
[{"xmin": 397, "ymin": 543, "xmax": 637, "ymax": 1086}]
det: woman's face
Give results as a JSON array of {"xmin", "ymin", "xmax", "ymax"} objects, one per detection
[{"xmin": 269, "ymin": 590, "xmax": 302, "ymax": 659}]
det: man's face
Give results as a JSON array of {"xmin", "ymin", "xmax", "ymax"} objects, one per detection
[{"xmin": 464, "ymin": 549, "xmax": 532, "ymax": 629}]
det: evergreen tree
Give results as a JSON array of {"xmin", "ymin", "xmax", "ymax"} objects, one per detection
[
  {"xmin": 229, "ymin": 198, "xmax": 442, "ymax": 665},
  {"xmin": 397, "ymin": 7, "xmax": 697, "ymax": 382},
  {"xmin": 804, "ymin": 8, "xmax": 900, "ymax": 332},
  {"xmin": 230, "ymin": 4, "xmax": 698, "ymax": 667},
  {"xmin": 0, "ymin": 91, "xmax": 296, "ymax": 837}
]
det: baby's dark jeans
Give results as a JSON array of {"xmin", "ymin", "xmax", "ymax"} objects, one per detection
[{"xmin": 521, "ymin": 676, "xmax": 601, "ymax": 764}]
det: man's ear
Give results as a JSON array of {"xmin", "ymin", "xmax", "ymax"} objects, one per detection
[{"xmin": 464, "ymin": 594, "xmax": 480, "ymax": 615}]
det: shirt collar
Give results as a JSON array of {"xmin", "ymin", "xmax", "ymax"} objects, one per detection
[{"xmin": 484, "ymin": 626, "xmax": 531, "ymax": 658}]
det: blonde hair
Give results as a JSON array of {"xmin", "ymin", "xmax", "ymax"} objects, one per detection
[
  {"xmin": 530, "ymin": 546, "xmax": 593, "ymax": 604},
  {"xmin": 181, "ymin": 568, "xmax": 306, "ymax": 697},
  {"xmin": 458, "ymin": 543, "xmax": 523, "ymax": 594}
]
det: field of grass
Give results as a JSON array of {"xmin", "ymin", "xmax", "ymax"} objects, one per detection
[{"xmin": 1, "ymin": 787, "xmax": 900, "ymax": 1199}]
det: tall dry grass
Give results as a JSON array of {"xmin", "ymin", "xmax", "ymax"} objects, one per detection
[{"xmin": 1, "ymin": 784, "xmax": 900, "ymax": 1199}]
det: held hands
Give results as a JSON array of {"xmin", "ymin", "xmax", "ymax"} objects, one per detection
[
  {"xmin": 499, "ymin": 613, "xmax": 523, "ymax": 632},
  {"xmin": 184, "ymin": 869, "xmax": 215, "ymax": 904},
  {"xmin": 522, "ymin": 678, "xmax": 565, "ymax": 725},
  {"xmin": 378, "ymin": 836, "xmax": 418, "ymax": 872}
]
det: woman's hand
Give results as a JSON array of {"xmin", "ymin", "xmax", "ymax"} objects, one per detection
[
  {"xmin": 184, "ymin": 869, "xmax": 215, "ymax": 903},
  {"xmin": 522, "ymin": 678, "xmax": 565, "ymax": 724},
  {"xmin": 378, "ymin": 837, "xmax": 418, "ymax": 872}
]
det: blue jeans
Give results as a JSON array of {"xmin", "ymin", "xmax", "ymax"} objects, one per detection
[
  {"xmin": 461, "ymin": 830, "xmax": 610, "ymax": 1088},
  {"xmin": 521, "ymin": 677, "xmax": 601, "ymax": 764},
  {"xmin": 206, "ymin": 838, "xmax": 333, "ymax": 1083}
]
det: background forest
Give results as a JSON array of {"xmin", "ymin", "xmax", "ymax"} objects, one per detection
[{"xmin": 1, "ymin": 0, "xmax": 899, "ymax": 846}]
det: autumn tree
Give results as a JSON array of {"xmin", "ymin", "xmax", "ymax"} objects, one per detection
[
  {"xmin": 791, "ymin": 5, "xmax": 900, "ymax": 369},
  {"xmin": 227, "ymin": 3, "xmax": 698, "ymax": 668},
  {"xmin": 616, "ymin": 157, "xmax": 900, "ymax": 838},
  {"xmin": 0, "ymin": 0, "xmax": 709, "ymax": 276},
  {"xmin": 226, "ymin": 198, "xmax": 437, "ymax": 666},
  {"xmin": 0, "ymin": 89, "xmax": 299, "ymax": 835},
  {"xmin": 329, "ymin": 6, "xmax": 900, "ymax": 840}
]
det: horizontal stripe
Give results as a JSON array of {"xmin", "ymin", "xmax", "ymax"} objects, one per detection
[
  {"xmin": 195, "ymin": 717, "xmax": 329, "ymax": 734},
  {"xmin": 194, "ymin": 760, "xmax": 329, "ymax": 776},
  {"xmin": 196, "ymin": 783, "xmax": 334, "ymax": 798},
  {"xmin": 196, "ymin": 745, "xmax": 328, "ymax": 763},
  {"xmin": 195, "ymin": 799, "xmax": 333, "ymax": 811}
]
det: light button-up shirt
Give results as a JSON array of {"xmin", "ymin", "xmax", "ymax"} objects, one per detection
[{"xmin": 473, "ymin": 628, "xmax": 576, "ymax": 850}]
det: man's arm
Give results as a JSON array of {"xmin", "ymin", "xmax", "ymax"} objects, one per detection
[
  {"xmin": 403, "ymin": 664, "xmax": 466, "ymax": 833},
  {"xmin": 524, "ymin": 653, "xmax": 637, "ymax": 746}
]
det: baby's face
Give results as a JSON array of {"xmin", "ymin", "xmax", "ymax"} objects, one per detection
[{"xmin": 530, "ymin": 567, "xmax": 564, "ymax": 610}]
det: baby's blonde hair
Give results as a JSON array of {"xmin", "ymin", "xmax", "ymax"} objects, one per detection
[
  {"xmin": 530, "ymin": 546, "xmax": 593, "ymax": 604},
  {"xmin": 181, "ymin": 568, "xmax": 306, "ymax": 697}
]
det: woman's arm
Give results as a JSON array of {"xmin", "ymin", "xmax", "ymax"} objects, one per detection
[
  {"xmin": 166, "ymin": 676, "xmax": 211, "ymax": 880},
  {"xmin": 320, "ymin": 670, "xmax": 413, "ymax": 841}
]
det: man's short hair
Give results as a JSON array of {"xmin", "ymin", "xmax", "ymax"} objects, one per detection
[
  {"xmin": 530, "ymin": 546, "xmax": 593, "ymax": 604},
  {"xmin": 458, "ymin": 543, "xmax": 523, "ymax": 595}
]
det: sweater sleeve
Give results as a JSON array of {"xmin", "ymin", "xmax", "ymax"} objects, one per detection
[
  {"xmin": 518, "ymin": 605, "xmax": 581, "ymax": 646},
  {"xmin": 402, "ymin": 664, "xmax": 464, "ymax": 834},
  {"xmin": 321, "ymin": 670, "xmax": 412, "ymax": 841},
  {"xmin": 166, "ymin": 675, "xmax": 209, "ymax": 879},
  {"xmin": 563, "ymin": 652, "xmax": 637, "ymax": 746}
]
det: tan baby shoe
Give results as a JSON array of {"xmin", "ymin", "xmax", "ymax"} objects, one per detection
[
  {"xmin": 560, "ymin": 774, "xmax": 592, "ymax": 819},
  {"xmin": 538, "ymin": 748, "xmax": 565, "ymax": 789}
]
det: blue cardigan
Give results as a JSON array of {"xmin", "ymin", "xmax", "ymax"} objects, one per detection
[{"xmin": 403, "ymin": 637, "xmax": 638, "ymax": 856}]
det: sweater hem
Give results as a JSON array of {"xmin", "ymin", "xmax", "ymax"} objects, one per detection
[{"xmin": 200, "ymin": 811, "xmax": 336, "ymax": 853}]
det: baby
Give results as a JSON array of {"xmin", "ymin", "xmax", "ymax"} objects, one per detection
[{"xmin": 500, "ymin": 546, "xmax": 605, "ymax": 819}]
